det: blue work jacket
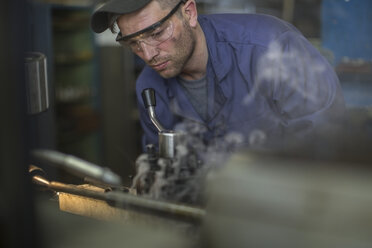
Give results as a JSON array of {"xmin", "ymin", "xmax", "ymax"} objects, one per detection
[{"xmin": 135, "ymin": 14, "xmax": 345, "ymax": 151}]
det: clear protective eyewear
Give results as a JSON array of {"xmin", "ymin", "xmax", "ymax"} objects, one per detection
[{"xmin": 115, "ymin": 0, "xmax": 186, "ymax": 52}]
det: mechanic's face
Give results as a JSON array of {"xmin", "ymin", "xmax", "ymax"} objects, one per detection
[{"xmin": 117, "ymin": 1, "xmax": 196, "ymax": 79}]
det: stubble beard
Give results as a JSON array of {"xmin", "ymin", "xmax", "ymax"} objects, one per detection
[{"xmin": 156, "ymin": 20, "xmax": 196, "ymax": 79}]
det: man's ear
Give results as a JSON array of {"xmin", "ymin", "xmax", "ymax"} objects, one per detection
[{"xmin": 182, "ymin": 0, "xmax": 198, "ymax": 27}]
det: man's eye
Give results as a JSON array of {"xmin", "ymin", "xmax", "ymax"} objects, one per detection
[
  {"xmin": 128, "ymin": 40, "xmax": 137, "ymax": 47},
  {"xmin": 151, "ymin": 29, "xmax": 164, "ymax": 38},
  {"xmin": 128, "ymin": 41, "xmax": 139, "ymax": 50}
]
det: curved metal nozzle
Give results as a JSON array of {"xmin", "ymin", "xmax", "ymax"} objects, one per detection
[
  {"xmin": 141, "ymin": 88, "xmax": 166, "ymax": 132},
  {"xmin": 148, "ymin": 106, "xmax": 166, "ymax": 132}
]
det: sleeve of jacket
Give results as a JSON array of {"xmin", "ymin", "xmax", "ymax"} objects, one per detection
[{"xmin": 255, "ymin": 30, "xmax": 345, "ymax": 138}]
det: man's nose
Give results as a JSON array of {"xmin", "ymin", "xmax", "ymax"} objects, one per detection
[{"xmin": 140, "ymin": 42, "xmax": 159, "ymax": 62}]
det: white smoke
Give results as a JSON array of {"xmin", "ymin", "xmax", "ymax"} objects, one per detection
[
  {"xmin": 244, "ymin": 40, "xmax": 327, "ymax": 106},
  {"xmin": 132, "ymin": 40, "xmax": 331, "ymax": 204},
  {"xmin": 131, "ymin": 123, "xmax": 248, "ymax": 205}
]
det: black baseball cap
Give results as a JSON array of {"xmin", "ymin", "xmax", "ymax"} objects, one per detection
[{"xmin": 91, "ymin": 0, "xmax": 152, "ymax": 33}]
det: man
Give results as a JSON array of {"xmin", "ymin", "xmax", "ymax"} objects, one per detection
[{"xmin": 91, "ymin": 0, "xmax": 345, "ymax": 151}]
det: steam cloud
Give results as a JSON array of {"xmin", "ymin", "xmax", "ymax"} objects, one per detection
[
  {"xmin": 132, "ymin": 40, "xmax": 329, "ymax": 205},
  {"xmin": 244, "ymin": 40, "xmax": 327, "ymax": 106},
  {"xmin": 132, "ymin": 123, "xmax": 246, "ymax": 205}
]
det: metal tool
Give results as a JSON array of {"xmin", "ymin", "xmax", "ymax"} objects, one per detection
[
  {"xmin": 141, "ymin": 88, "xmax": 185, "ymax": 158},
  {"xmin": 29, "ymin": 165, "xmax": 204, "ymax": 224}
]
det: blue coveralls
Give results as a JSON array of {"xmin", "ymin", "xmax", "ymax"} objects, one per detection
[{"xmin": 135, "ymin": 14, "xmax": 345, "ymax": 151}]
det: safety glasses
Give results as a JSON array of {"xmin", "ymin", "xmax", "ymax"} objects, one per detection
[{"xmin": 116, "ymin": 0, "xmax": 186, "ymax": 52}]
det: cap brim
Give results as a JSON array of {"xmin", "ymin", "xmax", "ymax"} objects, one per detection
[{"xmin": 91, "ymin": 0, "xmax": 152, "ymax": 33}]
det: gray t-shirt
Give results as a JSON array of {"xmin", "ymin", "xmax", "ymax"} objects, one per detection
[{"xmin": 178, "ymin": 75, "xmax": 208, "ymax": 121}]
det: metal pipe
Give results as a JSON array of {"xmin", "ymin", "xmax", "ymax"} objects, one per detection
[{"xmin": 31, "ymin": 149, "xmax": 122, "ymax": 187}]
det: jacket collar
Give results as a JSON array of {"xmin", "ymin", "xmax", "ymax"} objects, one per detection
[
  {"xmin": 165, "ymin": 16, "xmax": 232, "ymax": 123},
  {"xmin": 199, "ymin": 15, "xmax": 232, "ymax": 83},
  {"xmin": 167, "ymin": 75, "xmax": 227, "ymax": 124}
]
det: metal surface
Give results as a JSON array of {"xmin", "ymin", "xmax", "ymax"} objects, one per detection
[
  {"xmin": 159, "ymin": 131, "xmax": 185, "ymax": 159},
  {"xmin": 30, "ymin": 169, "xmax": 205, "ymax": 224},
  {"xmin": 25, "ymin": 52, "xmax": 49, "ymax": 114},
  {"xmin": 31, "ymin": 149, "xmax": 122, "ymax": 187}
]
